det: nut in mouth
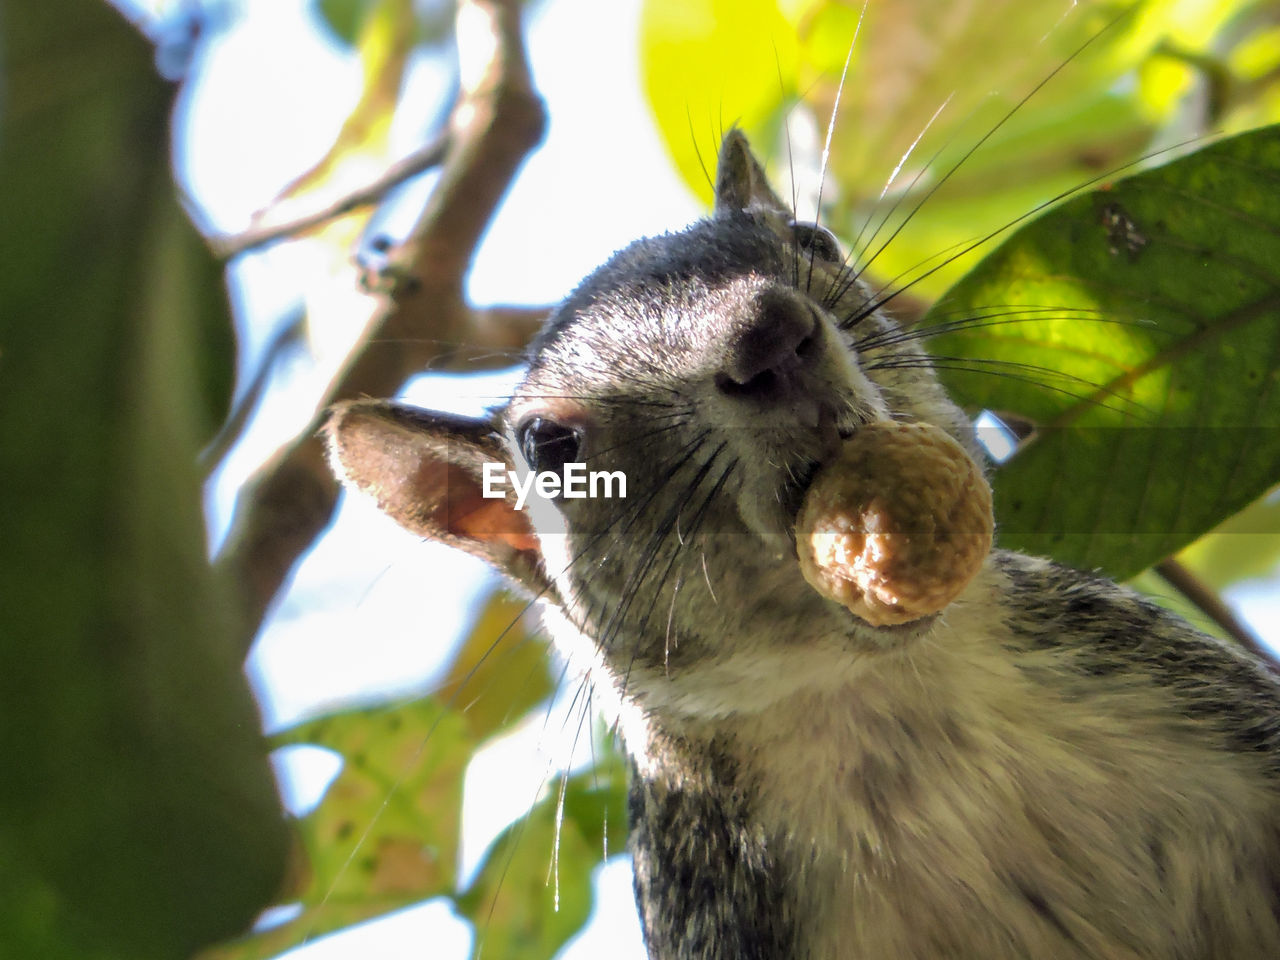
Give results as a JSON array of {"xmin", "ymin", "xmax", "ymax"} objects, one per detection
[{"xmin": 780, "ymin": 406, "xmax": 857, "ymax": 533}]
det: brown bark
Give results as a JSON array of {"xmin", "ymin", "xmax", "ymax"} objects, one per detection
[{"xmin": 215, "ymin": 0, "xmax": 548, "ymax": 653}]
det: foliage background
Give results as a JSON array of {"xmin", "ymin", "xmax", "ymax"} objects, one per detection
[{"xmin": 2, "ymin": 0, "xmax": 1279, "ymax": 958}]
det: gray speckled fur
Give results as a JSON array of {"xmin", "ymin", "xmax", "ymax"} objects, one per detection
[
  {"xmin": 995, "ymin": 552, "xmax": 1280, "ymax": 768},
  {"xmin": 326, "ymin": 131, "xmax": 1280, "ymax": 959},
  {"xmin": 628, "ymin": 736, "xmax": 800, "ymax": 959}
]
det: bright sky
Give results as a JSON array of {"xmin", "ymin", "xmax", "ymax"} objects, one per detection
[{"xmin": 117, "ymin": 0, "xmax": 1280, "ymax": 955}]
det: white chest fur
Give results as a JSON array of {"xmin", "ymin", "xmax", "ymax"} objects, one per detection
[{"xmin": 659, "ymin": 589, "xmax": 1277, "ymax": 959}]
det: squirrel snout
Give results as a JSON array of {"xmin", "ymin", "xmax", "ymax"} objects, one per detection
[{"xmin": 714, "ymin": 286, "xmax": 822, "ymax": 403}]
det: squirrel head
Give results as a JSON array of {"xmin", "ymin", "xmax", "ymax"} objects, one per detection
[{"xmin": 326, "ymin": 131, "xmax": 981, "ymax": 718}]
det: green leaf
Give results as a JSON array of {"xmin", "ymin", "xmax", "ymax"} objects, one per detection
[
  {"xmin": 641, "ymin": 0, "xmax": 800, "ymax": 207},
  {"xmin": 455, "ymin": 745, "xmax": 629, "ymax": 960},
  {"xmin": 925, "ymin": 125, "xmax": 1280, "ymax": 578},
  {"xmin": 1175, "ymin": 488, "xmax": 1280, "ymax": 589},
  {"xmin": 217, "ymin": 705, "xmax": 628, "ymax": 960},
  {"xmin": 212, "ymin": 589, "xmax": 552, "ymax": 959},
  {"xmin": 315, "ymin": 0, "xmax": 382, "ymax": 46},
  {"xmin": 210, "ymin": 696, "xmax": 476, "ymax": 958},
  {"xmin": 260, "ymin": 0, "xmax": 415, "ymax": 241},
  {"xmin": 436, "ymin": 591, "xmax": 555, "ymax": 743},
  {"xmin": 284, "ymin": 698, "xmax": 474, "ymax": 900},
  {"xmin": 0, "ymin": 2, "xmax": 287, "ymax": 958},
  {"xmin": 642, "ymin": 0, "xmax": 1280, "ymax": 295},
  {"xmin": 642, "ymin": 0, "xmax": 1150, "ymax": 284},
  {"xmin": 313, "ymin": 0, "xmax": 456, "ymax": 50}
]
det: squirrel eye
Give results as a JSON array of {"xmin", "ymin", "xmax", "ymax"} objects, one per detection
[
  {"xmin": 517, "ymin": 417, "xmax": 582, "ymax": 475},
  {"xmin": 790, "ymin": 221, "xmax": 842, "ymax": 263}
]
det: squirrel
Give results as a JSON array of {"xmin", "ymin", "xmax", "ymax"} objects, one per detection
[{"xmin": 324, "ymin": 131, "xmax": 1280, "ymax": 959}]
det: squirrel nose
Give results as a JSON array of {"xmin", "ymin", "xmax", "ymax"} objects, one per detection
[{"xmin": 714, "ymin": 287, "xmax": 821, "ymax": 401}]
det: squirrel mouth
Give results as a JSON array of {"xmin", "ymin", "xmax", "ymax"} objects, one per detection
[
  {"xmin": 779, "ymin": 408, "xmax": 855, "ymax": 529},
  {"xmin": 780, "ymin": 459, "xmax": 823, "ymax": 529}
]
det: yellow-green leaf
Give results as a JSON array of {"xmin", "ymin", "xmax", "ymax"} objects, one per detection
[{"xmin": 437, "ymin": 590, "xmax": 555, "ymax": 742}]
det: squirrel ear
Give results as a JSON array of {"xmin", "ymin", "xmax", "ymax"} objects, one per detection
[
  {"xmin": 714, "ymin": 129, "xmax": 788, "ymax": 216},
  {"xmin": 323, "ymin": 400, "xmax": 551, "ymax": 599}
]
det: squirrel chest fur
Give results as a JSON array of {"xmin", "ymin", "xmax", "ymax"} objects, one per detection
[{"xmin": 325, "ymin": 131, "xmax": 1280, "ymax": 959}]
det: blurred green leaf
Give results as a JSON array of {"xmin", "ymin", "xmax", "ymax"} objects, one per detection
[
  {"xmin": 456, "ymin": 746, "xmax": 629, "ymax": 960},
  {"xmin": 925, "ymin": 125, "xmax": 1280, "ymax": 578},
  {"xmin": 0, "ymin": 2, "xmax": 288, "ymax": 957},
  {"xmin": 1175, "ymin": 487, "xmax": 1280, "ymax": 589},
  {"xmin": 315, "ymin": 0, "xmax": 382, "ymax": 46},
  {"xmin": 258, "ymin": 0, "xmax": 415, "ymax": 247},
  {"xmin": 210, "ymin": 589, "xmax": 554, "ymax": 958},
  {"xmin": 437, "ymin": 591, "xmax": 555, "ymax": 742},
  {"xmin": 206, "ymin": 696, "xmax": 476, "ymax": 958},
  {"xmin": 641, "ymin": 0, "xmax": 800, "ymax": 205},
  {"xmin": 284, "ymin": 698, "xmax": 473, "ymax": 903},
  {"xmin": 314, "ymin": 0, "xmax": 457, "ymax": 50},
  {"xmin": 216, "ymin": 688, "xmax": 629, "ymax": 960}
]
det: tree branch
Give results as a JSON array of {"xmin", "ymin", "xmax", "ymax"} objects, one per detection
[
  {"xmin": 212, "ymin": 131, "xmax": 450, "ymax": 259},
  {"xmin": 1153, "ymin": 558, "xmax": 1275, "ymax": 666},
  {"xmin": 215, "ymin": 0, "xmax": 547, "ymax": 653}
]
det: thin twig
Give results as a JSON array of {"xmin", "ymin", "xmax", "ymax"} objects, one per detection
[
  {"xmin": 215, "ymin": 0, "xmax": 547, "ymax": 652},
  {"xmin": 212, "ymin": 131, "xmax": 450, "ymax": 258},
  {"xmin": 1154, "ymin": 558, "xmax": 1275, "ymax": 665},
  {"xmin": 199, "ymin": 312, "xmax": 307, "ymax": 472}
]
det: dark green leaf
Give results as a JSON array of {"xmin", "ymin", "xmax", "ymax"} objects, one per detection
[{"xmin": 926, "ymin": 125, "xmax": 1280, "ymax": 578}]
